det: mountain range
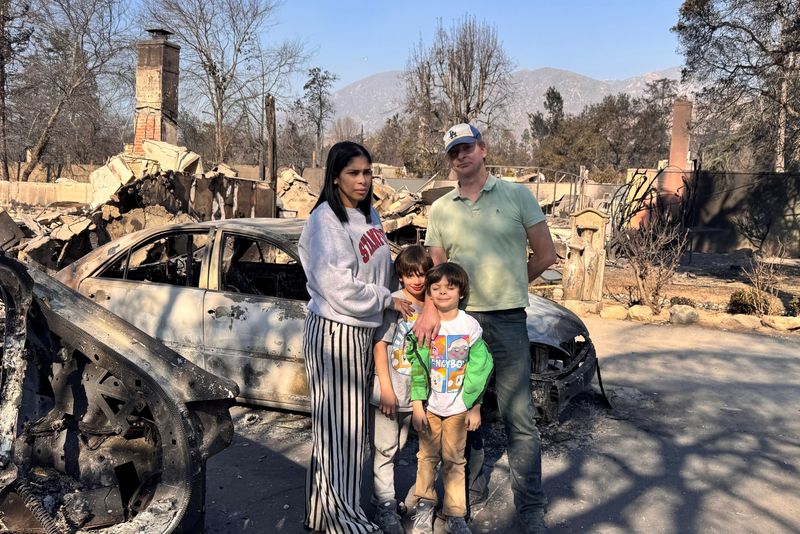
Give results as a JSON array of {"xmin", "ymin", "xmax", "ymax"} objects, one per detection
[{"xmin": 331, "ymin": 66, "xmax": 686, "ymax": 134}]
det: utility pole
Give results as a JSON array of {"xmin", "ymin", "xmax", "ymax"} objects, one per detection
[{"xmin": 264, "ymin": 94, "xmax": 278, "ymax": 216}]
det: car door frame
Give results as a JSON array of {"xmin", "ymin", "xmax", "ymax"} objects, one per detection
[{"xmin": 203, "ymin": 227, "xmax": 310, "ymax": 410}]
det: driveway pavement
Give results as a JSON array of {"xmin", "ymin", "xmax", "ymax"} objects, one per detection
[{"xmin": 205, "ymin": 319, "xmax": 800, "ymax": 533}]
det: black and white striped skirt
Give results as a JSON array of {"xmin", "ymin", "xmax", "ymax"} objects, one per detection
[{"xmin": 303, "ymin": 312, "xmax": 379, "ymax": 534}]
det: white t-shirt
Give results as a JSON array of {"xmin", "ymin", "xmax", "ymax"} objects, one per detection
[
  {"xmin": 370, "ymin": 290, "xmax": 421, "ymax": 412},
  {"xmin": 426, "ymin": 310, "xmax": 483, "ymax": 417}
]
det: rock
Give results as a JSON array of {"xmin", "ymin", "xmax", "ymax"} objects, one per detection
[
  {"xmin": 722, "ymin": 314, "xmax": 762, "ymax": 330},
  {"xmin": 561, "ymin": 300, "xmax": 602, "ymax": 316},
  {"xmin": 653, "ymin": 309, "xmax": 670, "ymax": 323},
  {"xmin": 628, "ymin": 305, "xmax": 653, "ymax": 322},
  {"xmin": 760, "ymin": 315, "xmax": 800, "ymax": 332},
  {"xmin": 669, "ymin": 305, "xmax": 699, "ymax": 325},
  {"xmin": 600, "ymin": 304, "xmax": 628, "ymax": 320}
]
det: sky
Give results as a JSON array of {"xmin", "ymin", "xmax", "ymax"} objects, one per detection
[{"xmin": 267, "ymin": 0, "xmax": 686, "ymax": 91}]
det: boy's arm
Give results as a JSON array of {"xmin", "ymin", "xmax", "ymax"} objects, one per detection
[
  {"xmin": 408, "ymin": 334, "xmax": 430, "ymax": 403},
  {"xmin": 373, "ymin": 340, "xmax": 397, "ymax": 416},
  {"xmin": 465, "ymin": 403, "xmax": 482, "ymax": 431},
  {"xmin": 462, "ymin": 338, "xmax": 494, "ymax": 409},
  {"xmin": 407, "ymin": 334, "xmax": 431, "ymax": 433},
  {"xmin": 411, "ymin": 400, "xmax": 429, "ymax": 432}
]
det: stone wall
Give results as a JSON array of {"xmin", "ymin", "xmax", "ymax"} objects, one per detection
[{"xmin": 0, "ymin": 181, "xmax": 93, "ymax": 205}]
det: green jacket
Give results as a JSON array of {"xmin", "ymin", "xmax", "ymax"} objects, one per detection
[{"xmin": 406, "ymin": 333, "xmax": 494, "ymax": 410}]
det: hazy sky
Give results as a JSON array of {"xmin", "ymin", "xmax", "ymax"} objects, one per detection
[{"xmin": 268, "ymin": 0, "xmax": 686, "ymax": 90}]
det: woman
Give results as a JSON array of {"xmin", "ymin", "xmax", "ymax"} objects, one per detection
[{"xmin": 298, "ymin": 141, "xmax": 412, "ymax": 533}]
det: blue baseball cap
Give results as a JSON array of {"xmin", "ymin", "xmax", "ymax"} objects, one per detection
[{"xmin": 443, "ymin": 123, "xmax": 482, "ymax": 153}]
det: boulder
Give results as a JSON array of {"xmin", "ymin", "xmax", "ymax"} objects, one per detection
[
  {"xmin": 760, "ymin": 315, "xmax": 800, "ymax": 332},
  {"xmin": 653, "ymin": 308, "xmax": 671, "ymax": 323},
  {"xmin": 561, "ymin": 300, "xmax": 602, "ymax": 316},
  {"xmin": 600, "ymin": 304, "xmax": 628, "ymax": 321},
  {"xmin": 628, "ymin": 305, "xmax": 653, "ymax": 322},
  {"xmin": 722, "ymin": 314, "xmax": 762, "ymax": 330},
  {"xmin": 669, "ymin": 305, "xmax": 699, "ymax": 325}
]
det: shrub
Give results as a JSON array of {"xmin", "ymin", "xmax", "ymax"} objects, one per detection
[
  {"xmin": 790, "ymin": 295, "xmax": 800, "ymax": 317},
  {"xmin": 670, "ymin": 295, "xmax": 696, "ymax": 307},
  {"xmin": 727, "ymin": 288, "xmax": 781, "ymax": 316}
]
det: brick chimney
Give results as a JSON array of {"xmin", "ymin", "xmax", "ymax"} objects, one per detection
[
  {"xmin": 132, "ymin": 29, "xmax": 180, "ymax": 154},
  {"xmin": 668, "ymin": 99, "xmax": 692, "ymax": 170},
  {"xmin": 658, "ymin": 99, "xmax": 693, "ymax": 202}
]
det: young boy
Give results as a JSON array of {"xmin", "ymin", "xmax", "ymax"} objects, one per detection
[
  {"xmin": 408, "ymin": 263, "xmax": 493, "ymax": 534},
  {"xmin": 370, "ymin": 245, "xmax": 433, "ymax": 534}
]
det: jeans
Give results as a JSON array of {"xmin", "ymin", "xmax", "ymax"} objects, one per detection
[
  {"xmin": 466, "ymin": 308, "xmax": 547, "ymax": 514},
  {"xmin": 414, "ymin": 411, "xmax": 468, "ymax": 517}
]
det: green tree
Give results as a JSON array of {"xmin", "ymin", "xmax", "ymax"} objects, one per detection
[{"xmin": 301, "ymin": 67, "xmax": 337, "ymax": 167}]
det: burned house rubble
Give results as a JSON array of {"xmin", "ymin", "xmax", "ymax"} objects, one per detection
[{"xmin": 0, "ymin": 141, "xmax": 434, "ymax": 274}]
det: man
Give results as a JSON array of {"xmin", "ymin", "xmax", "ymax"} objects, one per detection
[{"xmin": 413, "ymin": 123, "xmax": 556, "ymax": 533}]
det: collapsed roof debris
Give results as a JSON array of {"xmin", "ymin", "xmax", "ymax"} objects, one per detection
[{"xmin": 2, "ymin": 141, "xmax": 276, "ymax": 271}]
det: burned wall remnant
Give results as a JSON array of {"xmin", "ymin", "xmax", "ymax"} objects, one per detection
[{"xmin": 691, "ymin": 171, "xmax": 800, "ymax": 256}]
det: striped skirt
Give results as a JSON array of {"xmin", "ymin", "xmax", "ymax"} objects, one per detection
[{"xmin": 303, "ymin": 312, "xmax": 379, "ymax": 533}]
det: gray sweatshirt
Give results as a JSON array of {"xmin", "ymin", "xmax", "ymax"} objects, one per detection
[{"xmin": 299, "ymin": 202, "xmax": 394, "ymax": 328}]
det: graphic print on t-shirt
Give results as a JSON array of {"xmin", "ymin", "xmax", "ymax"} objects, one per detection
[
  {"xmin": 390, "ymin": 312, "xmax": 417, "ymax": 375},
  {"xmin": 429, "ymin": 334, "xmax": 470, "ymax": 393}
]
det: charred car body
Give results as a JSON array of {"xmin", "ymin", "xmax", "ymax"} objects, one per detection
[
  {"xmin": 56, "ymin": 218, "xmax": 603, "ymax": 423},
  {"xmin": 0, "ymin": 256, "xmax": 237, "ymax": 533}
]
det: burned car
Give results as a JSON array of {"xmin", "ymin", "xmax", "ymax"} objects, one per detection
[
  {"xmin": 0, "ymin": 255, "xmax": 237, "ymax": 533},
  {"xmin": 56, "ymin": 218, "xmax": 603, "ymax": 422}
]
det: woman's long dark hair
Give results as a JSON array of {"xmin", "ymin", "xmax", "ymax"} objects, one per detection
[{"xmin": 311, "ymin": 141, "xmax": 374, "ymax": 223}]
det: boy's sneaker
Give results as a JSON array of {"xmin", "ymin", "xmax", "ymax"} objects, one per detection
[
  {"xmin": 374, "ymin": 500, "xmax": 404, "ymax": 534},
  {"xmin": 445, "ymin": 515, "xmax": 471, "ymax": 534},
  {"xmin": 412, "ymin": 500, "xmax": 435, "ymax": 534}
]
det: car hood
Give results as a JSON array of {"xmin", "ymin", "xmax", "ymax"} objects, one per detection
[{"xmin": 525, "ymin": 294, "xmax": 590, "ymax": 348}]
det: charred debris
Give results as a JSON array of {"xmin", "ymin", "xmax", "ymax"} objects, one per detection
[{"xmin": 0, "ymin": 141, "xmax": 429, "ymax": 275}]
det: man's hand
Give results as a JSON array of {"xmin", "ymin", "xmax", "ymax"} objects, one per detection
[
  {"xmin": 379, "ymin": 387, "xmax": 398, "ymax": 417},
  {"xmin": 412, "ymin": 402, "xmax": 429, "ymax": 433},
  {"xmin": 465, "ymin": 404, "xmax": 482, "ymax": 431},
  {"xmin": 411, "ymin": 298, "xmax": 440, "ymax": 346}
]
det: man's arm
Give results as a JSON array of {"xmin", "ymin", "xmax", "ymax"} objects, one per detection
[
  {"xmin": 411, "ymin": 246, "xmax": 447, "ymax": 345},
  {"xmin": 428, "ymin": 246, "xmax": 447, "ymax": 266},
  {"xmin": 526, "ymin": 220, "xmax": 557, "ymax": 282}
]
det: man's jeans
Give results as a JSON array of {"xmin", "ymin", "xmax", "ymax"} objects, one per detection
[{"xmin": 467, "ymin": 308, "xmax": 547, "ymax": 514}]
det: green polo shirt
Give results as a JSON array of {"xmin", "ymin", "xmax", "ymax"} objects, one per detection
[{"xmin": 426, "ymin": 175, "xmax": 545, "ymax": 312}]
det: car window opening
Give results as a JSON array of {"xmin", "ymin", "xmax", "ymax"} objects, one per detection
[
  {"xmin": 220, "ymin": 234, "xmax": 310, "ymax": 301},
  {"xmin": 98, "ymin": 232, "xmax": 209, "ymax": 287}
]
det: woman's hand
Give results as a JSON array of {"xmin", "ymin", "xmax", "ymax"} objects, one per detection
[
  {"xmin": 391, "ymin": 297, "xmax": 415, "ymax": 319},
  {"xmin": 465, "ymin": 404, "xmax": 482, "ymax": 431},
  {"xmin": 412, "ymin": 402, "xmax": 429, "ymax": 433},
  {"xmin": 379, "ymin": 387, "xmax": 398, "ymax": 417}
]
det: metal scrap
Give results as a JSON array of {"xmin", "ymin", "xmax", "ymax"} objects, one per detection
[{"xmin": 0, "ymin": 255, "xmax": 237, "ymax": 532}]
